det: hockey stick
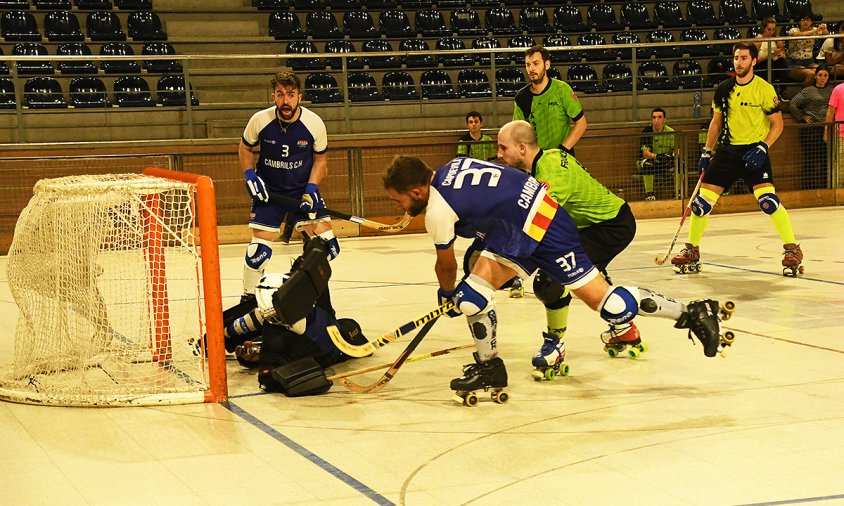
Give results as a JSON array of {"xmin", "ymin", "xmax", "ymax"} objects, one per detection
[
  {"xmin": 327, "ymin": 301, "xmax": 455, "ymax": 358},
  {"xmin": 335, "ymin": 315, "xmax": 442, "ymax": 394},
  {"xmin": 268, "ymin": 191, "xmax": 413, "ymax": 233},
  {"xmin": 654, "ymin": 170, "xmax": 705, "ymax": 265},
  {"xmin": 326, "ymin": 343, "xmax": 473, "ymax": 383}
]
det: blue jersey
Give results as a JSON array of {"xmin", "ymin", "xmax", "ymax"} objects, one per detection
[{"xmin": 242, "ymin": 105, "xmax": 328, "ymax": 196}]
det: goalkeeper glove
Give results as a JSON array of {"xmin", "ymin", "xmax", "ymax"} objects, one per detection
[
  {"xmin": 299, "ymin": 183, "xmax": 324, "ymax": 214},
  {"xmin": 244, "ymin": 169, "xmax": 269, "ymax": 203}
]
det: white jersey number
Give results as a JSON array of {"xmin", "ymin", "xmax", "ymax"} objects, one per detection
[{"xmin": 555, "ymin": 252, "xmax": 577, "ymax": 272}]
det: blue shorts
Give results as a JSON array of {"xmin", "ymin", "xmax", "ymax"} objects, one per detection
[{"xmin": 249, "ymin": 193, "xmax": 330, "ymax": 232}]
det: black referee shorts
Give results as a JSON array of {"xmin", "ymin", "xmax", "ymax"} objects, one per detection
[{"xmin": 577, "ymin": 203, "xmax": 636, "ymax": 271}]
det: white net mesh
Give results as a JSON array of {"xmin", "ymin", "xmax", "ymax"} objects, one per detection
[{"xmin": 1, "ymin": 174, "xmax": 209, "ymax": 406}]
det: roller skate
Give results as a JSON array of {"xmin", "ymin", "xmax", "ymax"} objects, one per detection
[
  {"xmin": 671, "ymin": 243, "xmax": 701, "ymax": 274},
  {"xmin": 601, "ymin": 322, "xmax": 648, "ymax": 359},
  {"xmin": 674, "ymin": 299, "xmax": 736, "ymax": 358},
  {"xmin": 531, "ymin": 332, "xmax": 570, "ymax": 381},
  {"xmin": 508, "ymin": 277, "xmax": 524, "ymax": 298},
  {"xmin": 451, "ymin": 352, "xmax": 509, "ymax": 407},
  {"xmin": 234, "ymin": 340, "xmax": 261, "ymax": 368},
  {"xmin": 644, "ymin": 192, "xmax": 656, "ymax": 201},
  {"xmin": 782, "ymin": 243, "xmax": 804, "ymax": 277}
]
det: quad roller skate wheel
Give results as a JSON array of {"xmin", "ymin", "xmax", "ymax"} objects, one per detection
[
  {"xmin": 721, "ymin": 331, "xmax": 735, "ymax": 345},
  {"xmin": 531, "ymin": 362, "xmax": 571, "ymax": 381},
  {"xmin": 491, "ymin": 389, "xmax": 509, "ymax": 404},
  {"xmin": 627, "ymin": 342, "xmax": 648, "ymax": 359},
  {"xmin": 719, "ymin": 300, "xmax": 736, "ymax": 320},
  {"xmin": 782, "ymin": 265, "xmax": 804, "ymax": 277},
  {"xmin": 453, "ymin": 391, "xmax": 479, "ymax": 407},
  {"xmin": 673, "ymin": 263, "xmax": 701, "ymax": 274}
]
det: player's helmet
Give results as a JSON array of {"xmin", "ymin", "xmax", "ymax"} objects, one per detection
[{"xmin": 337, "ymin": 318, "xmax": 367, "ymax": 345}]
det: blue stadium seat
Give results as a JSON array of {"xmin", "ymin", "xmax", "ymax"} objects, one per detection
[
  {"xmin": 86, "ymin": 11, "xmax": 126, "ymax": 41},
  {"xmin": 382, "ymin": 71, "xmax": 419, "ymax": 101},
  {"xmin": 416, "ymin": 9, "xmax": 451, "ymax": 37},
  {"xmin": 437, "ymin": 37, "xmax": 473, "ymax": 66},
  {"xmin": 269, "ymin": 12, "xmax": 306, "ymax": 40},
  {"xmin": 673, "ymin": 58, "xmax": 705, "ymax": 88},
  {"xmin": 304, "ymin": 73, "xmax": 343, "ymax": 103},
  {"xmin": 13, "ymin": 43, "xmax": 53, "ymax": 75},
  {"xmin": 603, "ymin": 62, "xmax": 633, "ymax": 92},
  {"xmin": 24, "ymin": 77, "xmax": 67, "ymax": 108},
  {"xmin": 379, "ymin": 9, "xmax": 415, "ymax": 38},
  {"xmin": 1, "ymin": 11, "xmax": 42, "ymax": 41},
  {"xmin": 687, "ymin": 0, "xmax": 720, "ymax": 26},
  {"xmin": 543, "ymin": 34, "xmax": 581, "ymax": 62},
  {"xmin": 486, "ymin": 7, "xmax": 520, "ymax": 35},
  {"xmin": 578, "ymin": 33, "xmax": 615, "ymax": 61},
  {"xmin": 719, "ymin": 0, "xmax": 752, "ymax": 24},
  {"xmin": 344, "ymin": 11, "xmax": 379, "ymax": 39},
  {"xmin": 142, "ymin": 42, "xmax": 182, "ymax": 73},
  {"xmin": 70, "ymin": 76, "xmax": 109, "ymax": 107},
  {"xmin": 363, "ymin": 39, "xmax": 400, "ymax": 69},
  {"xmin": 458, "ymin": 68, "xmax": 492, "ymax": 98},
  {"xmin": 621, "ymin": 2, "xmax": 656, "ymax": 29},
  {"xmin": 326, "ymin": 40, "xmax": 364, "ymax": 69},
  {"xmin": 400, "ymin": 39, "xmax": 437, "ymax": 68},
  {"xmin": 128, "ymin": 11, "xmax": 167, "ymax": 41},
  {"xmin": 653, "ymin": 1, "xmax": 690, "ymax": 28},
  {"xmin": 0, "ymin": 78, "xmax": 15, "ymax": 109},
  {"xmin": 286, "ymin": 40, "xmax": 326, "ymax": 71},
  {"xmin": 451, "ymin": 7, "xmax": 486, "ymax": 36},
  {"xmin": 495, "ymin": 67, "xmax": 525, "ymax": 96},
  {"xmin": 113, "ymin": 75, "xmax": 154, "ymax": 107},
  {"xmin": 44, "ymin": 11, "xmax": 84, "ymax": 41},
  {"xmin": 567, "ymin": 63, "xmax": 607, "ymax": 93},
  {"xmin": 587, "ymin": 4, "xmax": 622, "ymax": 31},
  {"xmin": 157, "ymin": 75, "xmax": 198, "ymax": 106},
  {"xmin": 307, "ymin": 11, "xmax": 342, "ymax": 39},
  {"xmin": 56, "ymin": 43, "xmax": 98, "ymax": 74},
  {"xmin": 520, "ymin": 6, "xmax": 554, "ymax": 33},
  {"xmin": 420, "ymin": 69, "xmax": 459, "ymax": 99},
  {"xmin": 638, "ymin": 60, "xmax": 678, "ymax": 90},
  {"xmin": 100, "ymin": 42, "xmax": 141, "ymax": 74},
  {"xmin": 553, "ymin": 5, "xmax": 586, "ymax": 33},
  {"xmin": 347, "ymin": 72, "xmax": 382, "ymax": 101},
  {"xmin": 473, "ymin": 36, "xmax": 510, "ymax": 66}
]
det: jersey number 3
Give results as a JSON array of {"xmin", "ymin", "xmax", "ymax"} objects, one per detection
[{"xmin": 555, "ymin": 252, "xmax": 576, "ymax": 272}]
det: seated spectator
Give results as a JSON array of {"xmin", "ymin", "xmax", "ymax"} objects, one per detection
[
  {"xmin": 456, "ymin": 111, "xmax": 497, "ymax": 161},
  {"xmin": 786, "ymin": 10, "xmax": 828, "ymax": 86},
  {"xmin": 789, "ymin": 65, "xmax": 832, "ymax": 189},
  {"xmin": 817, "ymin": 21, "xmax": 844, "ymax": 81},
  {"xmin": 637, "ymin": 107, "xmax": 678, "ymax": 201},
  {"xmin": 754, "ymin": 17, "xmax": 788, "ymax": 86}
]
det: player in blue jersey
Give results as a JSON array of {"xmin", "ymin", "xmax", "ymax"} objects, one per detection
[
  {"xmin": 383, "ymin": 156, "xmax": 728, "ymax": 397},
  {"xmin": 239, "ymin": 70, "xmax": 340, "ymax": 303}
]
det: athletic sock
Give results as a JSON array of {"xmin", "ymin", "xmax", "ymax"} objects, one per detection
[
  {"xmin": 643, "ymin": 174, "xmax": 655, "ymax": 194},
  {"xmin": 545, "ymin": 305, "xmax": 569, "ymax": 341},
  {"xmin": 688, "ymin": 187, "xmax": 720, "ymax": 246}
]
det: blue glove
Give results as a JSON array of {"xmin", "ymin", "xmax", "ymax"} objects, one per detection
[
  {"xmin": 437, "ymin": 288, "xmax": 463, "ymax": 318},
  {"xmin": 742, "ymin": 141, "xmax": 769, "ymax": 171},
  {"xmin": 299, "ymin": 183, "xmax": 324, "ymax": 214},
  {"xmin": 697, "ymin": 148, "xmax": 712, "ymax": 173},
  {"xmin": 244, "ymin": 168, "xmax": 269, "ymax": 203}
]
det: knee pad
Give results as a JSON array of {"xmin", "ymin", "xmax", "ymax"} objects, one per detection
[
  {"xmin": 316, "ymin": 229, "xmax": 340, "ymax": 259},
  {"xmin": 691, "ymin": 194, "xmax": 713, "ymax": 217},
  {"xmin": 454, "ymin": 275, "xmax": 496, "ymax": 317},
  {"xmin": 757, "ymin": 192, "xmax": 780, "ymax": 215},
  {"xmin": 598, "ymin": 286, "xmax": 641, "ymax": 325},
  {"xmin": 245, "ymin": 239, "xmax": 273, "ymax": 271},
  {"xmin": 533, "ymin": 270, "xmax": 571, "ymax": 309}
]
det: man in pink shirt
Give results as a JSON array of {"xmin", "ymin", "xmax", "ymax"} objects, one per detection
[{"xmin": 825, "ymin": 82, "xmax": 844, "ymax": 185}]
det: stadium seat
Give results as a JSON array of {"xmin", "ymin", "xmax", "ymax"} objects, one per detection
[
  {"xmin": 553, "ymin": 5, "xmax": 586, "ymax": 33},
  {"xmin": 100, "ymin": 42, "xmax": 141, "ymax": 74},
  {"xmin": 784, "ymin": 0, "xmax": 821, "ymax": 21},
  {"xmin": 416, "ymin": 9, "xmax": 451, "ymax": 37},
  {"xmin": 400, "ymin": 39, "xmax": 437, "ymax": 68},
  {"xmin": 128, "ymin": 11, "xmax": 167, "ymax": 40},
  {"xmin": 365, "ymin": 0, "xmax": 396, "ymax": 8},
  {"xmin": 344, "ymin": 11, "xmax": 379, "ymax": 39},
  {"xmin": 253, "ymin": 0, "xmax": 287, "ymax": 9},
  {"xmin": 578, "ymin": 33, "xmax": 615, "ymax": 61},
  {"xmin": 706, "ymin": 56, "xmax": 733, "ymax": 86},
  {"xmin": 469, "ymin": 0, "xmax": 498, "ymax": 7},
  {"xmin": 116, "ymin": 0, "xmax": 153, "ymax": 8},
  {"xmin": 520, "ymin": 6, "xmax": 554, "ymax": 33},
  {"xmin": 56, "ymin": 43, "xmax": 97, "ymax": 74},
  {"xmin": 543, "ymin": 34, "xmax": 581, "ymax": 62},
  {"xmin": 653, "ymin": 1, "xmax": 690, "ymax": 28},
  {"xmin": 1, "ymin": 11, "xmax": 42, "ymax": 41},
  {"xmin": 292, "ymin": 0, "xmax": 325, "ymax": 10},
  {"xmin": 76, "ymin": 0, "xmax": 113, "ymax": 8},
  {"xmin": 24, "ymin": 77, "xmax": 66, "ymax": 108},
  {"xmin": 751, "ymin": 0, "xmax": 784, "ymax": 22},
  {"xmin": 269, "ymin": 12, "xmax": 306, "ymax": 40},
  {"xmin": 486, "ymin": 7, "xmax": 520, "ymax": 35},
  {"xmin": 501, "ymin": 0, "xmax": 531, "ymax": 6},
  {"xmin": 714, "ymin": 26, "xmax": 742, "ymax": 54},
  {"xmin": 420, "ymin": 69, "xmax": 459, "ymax": 99},
  {"xmin": 681, "ymin": 28, "xmax": 717, "ymax": 56},
  {"xmin": 546, "ymin": 66, "xmax": 562, "ymax": 80},
  {"xmin": 0, "ymin": 78, "xmax": 15, "ymax": 109},
  {"xmin": 44, "ymin": 11, "xmax": 84, "ymax": 41},
  {"xmin": 326, "ymin": 40, "xmax": 364, "ymax": 69},
  {"xmin": 69, "ymin": 76, "xmax": 109, "ymax": 107},
  {"xmin": 719, "ymin": 0, "xmax": 752, "ymax": 24},
  {"xmin": 379, "ymin": 9, "xmax": 415, "ymax": 38},
  {"xmin": 34, "ymin": 0, "xmax": 72, "ymax": 10},
  {"xmin": 157, "ymin": 75, "xmax": 198, "ymax": 106},
  {"xmin": 612, "ymin": 31, "xmax": 642, "ymax": 59},
  {"xmin": 587, "ymin": 4, "xmax": 622, "ymax": 31},
  {"xmin": 304, "ymin": 73, "xmax": 343, "ymax": 103},
  {"xmin": 506, "ymin": 35, "xmax": 536, "ymax": 62},
  {"xmin": 382, "ymin": 71, "xmax": 419, "ymax": 100},
  {"xmin": 142, "ymin": 42, "xmax": 182, "ymax": 73},
  {"xmin": 286, "ymin": 40, "xmax": 325, "ymax": 71},
  {"xmin": 673, "ymin": 58, "xmax": 705, "ymax": 88},
  {"xmin": 495, "ymin": 67, "xmax": 525, "ymax": 96},
  {"xmin": 452, "ymin": 8, "xmax": 486, "ymax": 36},
  {"xmin": 328, "ymin": 0, "xmax": 360, "ymax": 9},
  {"xmin": 646, "ymin": 29, "xmax": 681, "ymax": 58},
  {"xmin": 347, "ymin": 72, "xmax": 382, "ymax": 101},
  {"xmin": 603, "ymin": 62, "xmax": 633, "ymax": 92},
  {"xmin": 687, "ymin": 0, "xmax": 720, "ymax": 26},
  {"xmin": 363, "ymin": 39, "xmax": 400, "ymax": 69},
  {"xmin": 437, "ymin": 37, "xmax": 473, "ymax": 66},
  {"xmin": 621, "ymin": 2, "xmax": 656, "ymax": 29},
  {"xmin": 401, "ymin": 0, "xmax": 431, "ymax": 8},
  {"xmin": 0, "ymin": 1, "xmax": 29, "ymax": 8},
  {"xmin": 0, "ymin": 48, "xmax": 7, "ymax": 75},
  {"xmin": 747, "ymin": 25, "xmax": 762, "ymax": 38},
  {"xmin": 458, "ymin": 68, "xmax": 492, "ymax": 98},
  {"xmin": 86, "ymin": 11, "xmax": 126, "ymax": 41},
  {"xmin": 438, "ymin": 0, "xmax": 466, "ymax": 7},
  {"xmin": 473, "ymin": 36, "xmax": 510, "ymax": 66},
  {"xmin": 13, "ymin": 43, "xmax": 53, "ymax": 75},
  {"xmin": 113, "ymin": 75, "xmax": 154, "ymax": 107},
  {"xmin": 307, "ymin": 11, "xmax": 342, "ymax": 39},
  {"xmin": 567, "ymin": 64, "xmax": 607, "ymax": 93},
  {"xmin": 638, "ymin": 60, "xmax": 678, "ymax": 90}
]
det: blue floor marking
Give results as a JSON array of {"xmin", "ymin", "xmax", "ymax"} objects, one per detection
[
  {"xmin": 736, "ymin": 493, "xmax": 844, "ymax": 505},
  {"xmin": 223, "ymin": 401, "xmax": 395, "ymax": 506}
]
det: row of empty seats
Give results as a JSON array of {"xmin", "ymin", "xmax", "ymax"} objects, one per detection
[
  {"xmin": 0, "ymin": 0, "xmax": 152, "ymax": 10},
  {"xmin": 300, "ymin": 60, "xmax": 735, "ymax": 102},
  {"xmin": 0, "ymin": 74, "xmax": 197, "ymax": 108},
  {"xmin": 1, "ymin": 9, "xmax": 165, "ymax": 41},
  {"xmin": 268, "ymin": 0, "xmax": 816, "ymax": 40},
  {"xmin": 0, "ymin": 42, "xmax": 181, "ymax": 74}
]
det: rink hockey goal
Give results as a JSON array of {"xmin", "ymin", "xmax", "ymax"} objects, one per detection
[{"xmin": 0, "ymin": 169, "xmax": 226, "ymax": 406}]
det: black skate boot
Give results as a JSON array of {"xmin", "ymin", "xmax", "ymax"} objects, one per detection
[
  {"xmin": 451, "ymin": 352, "xmax": 509, "ymax": 406},
  {"xmin": 675, "ymin": 299, "xmax": 725, "ymax": 357}
]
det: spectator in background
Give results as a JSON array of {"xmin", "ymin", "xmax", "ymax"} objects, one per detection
[
  {"xmin": 786, "ymin": 10, "xmax": 828, "ymax": 86},
  {"xmin": 817, "ymin": 21, "xmax": 844, "ymax": 81},
  {"xmin": 456, "ymin": 111, "xmax": 497, "ymax": 161},
  {"xmin": 825, "ymin": 81, "xmax": 844, "ymax": 187},
  {"xmin": 637, "ymin": 107, "xmax": 678, "ymax": 201},
  {"xmin": 789, "ymin": 65, "xmax": 832, "ymax": 190},
  {"xmin": 754, "ymin": 17, "xmax": 789, "ymax": 87}
]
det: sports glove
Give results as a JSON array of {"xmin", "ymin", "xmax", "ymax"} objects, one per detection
[
  {"xmin": 742, "ymin": 141, "xmax": 769, "ymax": 171},
  {"xmin": 656, "ymin": 152, "xmax": 674, "ymax": 163},
  {"xmin": 299, "ymin": 183, "xmax": 324, "ymax": 214},
  {"xmin": 244, "ymin": 168, "xmax": 269, "ymax": 203},
  {"xmin": 697, "ymin": 147, "xmax": 712, "ymax": 172},
  {"xmin": 437, "ymin": 288, "xmax": 463, "ymax": 318}
]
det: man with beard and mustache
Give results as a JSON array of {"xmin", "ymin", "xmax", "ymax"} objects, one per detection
[
  {"xmin": 672, "ymin": 42, "xmax": 804, "ymax": 277},
  {"xmin": 238, "ymin": 70, "xmax": 340, "ymax": 305},
  {"xmin": 382, "ymin": 155, "xmax": 729, "ymax": 399}
]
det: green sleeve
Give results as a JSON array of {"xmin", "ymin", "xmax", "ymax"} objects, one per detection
[
  {"xmin": 560, "ymin": 82, "xmax": 583, "ymax": 120},
  {"xmin": 513, "ymin": 105, "xmax": 525, "ymax": 121},
  {"xmin": 456, "ymin": 142, "xmax": 468, "ymax": 156}
]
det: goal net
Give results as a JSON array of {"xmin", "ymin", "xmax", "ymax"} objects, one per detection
[{"xmin": 1, "ymin": 171, "xmax": 226, "ymax": 406}]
